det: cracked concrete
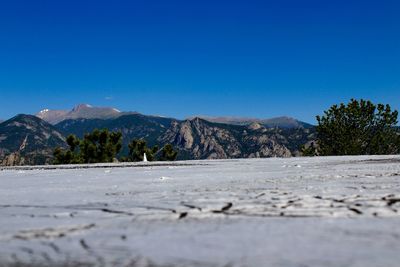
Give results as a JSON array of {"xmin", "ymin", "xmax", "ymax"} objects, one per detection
[{"xmin": 0, "ymin": 156, "xmax": 400, "ymax": 266}]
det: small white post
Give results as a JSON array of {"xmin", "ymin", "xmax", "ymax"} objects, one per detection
[{"xmin": 143, "ymin": 153, "xmax": 148, "ymax": 162}]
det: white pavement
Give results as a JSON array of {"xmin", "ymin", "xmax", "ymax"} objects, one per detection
[{"xmin": 0, "ymin": 156, "xmax": 400, "ymax": 267}]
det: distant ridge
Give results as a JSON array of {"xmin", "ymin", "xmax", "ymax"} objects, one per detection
[
  {"xmin": 35, "ymin": 104, "xmax": 314, "ymax": 129},
  {"xmin": 188, "ymin": 116, "xmax": 314, "ymax": 129},
  {"xmin": 261, "ymin": 116, "xmax": 314, "ymax": 129},
  {"xmin": 36, "ymin": 104, "xmax": 135, "ymax": 124}
]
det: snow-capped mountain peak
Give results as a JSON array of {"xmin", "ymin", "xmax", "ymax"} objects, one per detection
[
  {"xmin": 35, "ymin": 104, "xmax": 124, "ymax": 124},
  {"xmin": 38, "ymin": 109, "xmax": 50, "ymax": 114}
]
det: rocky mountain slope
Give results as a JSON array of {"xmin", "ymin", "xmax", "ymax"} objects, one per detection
[
  {"xmin": 159, "ymin": 118, "xmax": 301, "ymax": 159},
  {"xmin": 0, "ymin": 115, "xmax": 66, "ymax": 165}
]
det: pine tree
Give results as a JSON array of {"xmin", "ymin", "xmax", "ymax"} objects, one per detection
[
  {"xmin": 127, "ymin": 139, "xmax": 159, "ymax": 162},
  {"xmin": 53, "ymin": 134, "xmax": 82, "ymax": 164},
  {"xmin": 53, "ymin": 129, "xmax": 122, "ymax": 164},
  {"xmin": 300, "ymin": 142, "xmax": 318, "ymax": 156},
  {"xmin": 316, "ymin": 99, "xmax": 399, "ymax": 155},
  {"xmin": 158, "ymin": 144, "xmax": 178, "ymax": 161},
  {"xmin": 80, "ymin": 129, "xmax": 122, "ymax": 163}
]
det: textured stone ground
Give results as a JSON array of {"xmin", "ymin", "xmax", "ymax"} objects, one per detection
[{"xmin": 0, "ymin": 156, "xmax": 400, "ymax": 267}]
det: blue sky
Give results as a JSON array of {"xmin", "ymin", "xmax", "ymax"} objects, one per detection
[{"xmin": 0, "ymin": 0, "xmax": 399, "ymax": 123}]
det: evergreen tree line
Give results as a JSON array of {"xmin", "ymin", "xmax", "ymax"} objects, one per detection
[
  {"xmin": 53, "ymin": 129, "xmax": 178, "ymax": 164},
  {"xmin": 302, "ymin": 99, "xmax": 400, "ymax": 156}
]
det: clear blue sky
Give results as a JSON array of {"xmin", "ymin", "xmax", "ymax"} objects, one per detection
[{"xmin": 0, "ymin": 0, "xmax": 399, "ymax": 123}]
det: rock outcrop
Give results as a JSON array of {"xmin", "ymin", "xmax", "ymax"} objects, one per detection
[{"xmin": 159, "ymin": 118, "xmax": 292, "ymax": 159}]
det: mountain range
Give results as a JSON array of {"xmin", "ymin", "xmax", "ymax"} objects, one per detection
[
  {"xmin": 0, "ymin": 104, "xmax": 316, "ymax": 165},
  {"xmin": 36, "ymin": 104, "xmax": 313, "ymax": 129},
  {"xmin": 36, "ymin": 104, "xmax": 133, "ymax": 124}
]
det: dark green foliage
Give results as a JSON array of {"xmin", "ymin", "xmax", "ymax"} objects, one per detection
[
  {"xmin": 66, "ymin": 135, "xmax": 80, "ymax": 152},
  {"xmin": 158, "ymin": 144, "xmax": 178, "ymax": 161},
  {"xmin": 316, "ymin": 99, "xmax": 400, "ymax": 155},
  {"xmin": 126, "ymin": 139, "xmax": 159, "ymax": 162},
  {"xmin": 123, "ymin": 139, "xmax": 178, "ymax": 162},
  {"xmin": 53, "ymin": 135, "xmax": 81, "ymax": 164},
  {"xmin": 279, "ymin": 127, "xmax": 316, "ymax": 154},
  {"xmin": 53, "ymin": 129, "xmax": 122, "ymax": 164},
  {"xmin": 79, "ymin": 129, "xmax": 122, "ymax": 163},
  {"xmin": 300, "ymin": 142, "xmax": 318, "ymax": 156}
]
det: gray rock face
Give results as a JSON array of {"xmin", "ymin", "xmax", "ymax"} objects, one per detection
[
  {"xmin": 159, "ymin": 118, "xmax": 292, "ymax": 159},
  {"xmin": 1, "ymin": 152, "xmax": 23, "ymax": 166}
]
